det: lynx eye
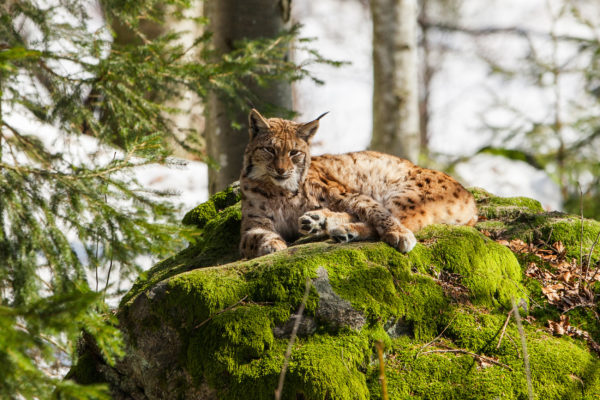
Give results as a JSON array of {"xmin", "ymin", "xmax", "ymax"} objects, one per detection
[
  {"xmin": 289, "ymin": 150, "xmax": 301, "ymax": 156},
  {"xmin": 262, "ymin": 147, "xmax": 275, "ymax": 155}
]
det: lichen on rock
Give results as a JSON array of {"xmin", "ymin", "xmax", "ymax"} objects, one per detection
[{"xmin": 70, "ymin": 185, "xmax": 600, "ymax": 399}]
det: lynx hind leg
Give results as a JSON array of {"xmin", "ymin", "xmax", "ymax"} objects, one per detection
[
  {"xmin": 298, "ymin": 209, "xmax": 375, "ymax": 243},
  {"xmin": 380, "ymin": 225, "xmax": 417, "ymax": 253}
]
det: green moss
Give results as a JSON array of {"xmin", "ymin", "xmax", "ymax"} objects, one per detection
[
  {"xmin": 187, "ymin": 331, "xmax": 371, "ymax": 400},
  {"xmin": 120, "ymin": 202, "xmax": 243, "ymax": 307},
  {"xmin": 444, "ymin": 308, "xmax": 519, "ymax": 358},
  {"xmin": 369, "ymin": 307, "xmax": 600, "ymax": 399},
  {"xmin": 284, "ymin": 333, "xmax": 371, "ymax": 399},
  {"xmin": 475, "ymin": 212, "xmax": 600, "ymax": 267},
  {"xmin": 470, "ymin": 187, "xmax": 544, "ymax": 219},
  {"xmin": 527, "ymin": 331, "xmax": 600, "ymax": 399},
  {"xmin": 190, "ymin": 304, "xmax": 274, "ymax": 373},
  {"xmin": 372, "ymin": 335, "xmax": 519, "ymax": 399},
  {"xmin": 182, "ymin": 183, "xmax": 240, "ymax": 228},
  {"xmin": 419, "ymin": 225, "xmax": 523, "ymax": 309},
  {"xmin": 120, "ymin": 222, "xmax": 527, "ymax": 399},
  {"xmin": 539, "ymin": 217, "xmax": 600, "ymax": 262},
  {"xmin": 156, "ymin": 265, "xmax": 248, "ymax": 329},
  {"xmin": 472, "ymin": 189, "xmax": 600, "ymax": 265}
]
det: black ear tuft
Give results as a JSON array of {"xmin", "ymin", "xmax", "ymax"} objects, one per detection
[
  {"xmin": 248, "ymin": 109, "xmax": 270, "ymax": 139},
  {"xmin": 297, "ymin": 111, "xmax": 329, "ymax": 142}
]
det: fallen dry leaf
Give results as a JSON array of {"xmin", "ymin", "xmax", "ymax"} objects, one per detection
[
  {"xmin": 557, "ymin": 270, "xmax": 572, "ymax": 283},
  {"xmin": 541, "ymin": 283, "xmax": 565, "ymax": 303}
]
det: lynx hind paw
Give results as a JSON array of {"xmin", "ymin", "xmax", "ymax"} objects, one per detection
[
  {"xmin": 381, "ymin": 229, "xmax": 417, "ymax": 253},
  {"xmin": 328, "ymin": 225, "xmax": 359, "ymax": 243},
  {"xmin": 257, "ymin": 239, "xmax": 287, "ymax": 257},
  {"xmin": 299, "ymin": 211, "xmax": 327, "ymax": 236}
]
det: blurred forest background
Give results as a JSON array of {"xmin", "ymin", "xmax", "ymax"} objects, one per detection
[{"xmin": 0, "ymin": 0, "xmax": 599, "ymax": 397}]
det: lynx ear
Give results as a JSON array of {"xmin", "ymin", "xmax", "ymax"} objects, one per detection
[
  {"xmin": 248, "ymin": 109, "xmax": 270, "ymax": 139},
  {"xmin": 297, "ymin": 111, "xmax": 329, "ymax": 142}
]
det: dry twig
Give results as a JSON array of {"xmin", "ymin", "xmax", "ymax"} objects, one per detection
[
  {"xmin": 496, "ymin": 311, "xmax": 512, "ymax": 349},
  {"xmin": 416, "ymin": 314, "xmax": 457, "ymax": 357},
  {"xmin": 275, "ymin": 278, "xmax": 312, "ymax": 400},
  {"xmin": 420, "ymin": 349, "xmax": 512, "ymax": 371},
  {"xmin": 194, "ymin": 295, "xmax": 248, "ymax": 330}
]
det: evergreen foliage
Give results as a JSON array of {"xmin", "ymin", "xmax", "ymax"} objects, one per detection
[{"xmin": 0, "ymin": 0, "xmax": 329, "ymax": 397}]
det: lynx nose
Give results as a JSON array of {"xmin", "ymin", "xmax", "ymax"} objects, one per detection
[{"xmin": 275, "ymin": 167, "xmax": 286, "ymax": 175}]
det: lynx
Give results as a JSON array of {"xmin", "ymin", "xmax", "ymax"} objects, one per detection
[{"xmin": 239, "ymin": 109, "xmax": 477, "ymax": 259}]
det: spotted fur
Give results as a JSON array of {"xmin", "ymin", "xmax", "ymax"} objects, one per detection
[{"xmin": 239, "ymin": 109, "xmax": 477, "ymax": 259}]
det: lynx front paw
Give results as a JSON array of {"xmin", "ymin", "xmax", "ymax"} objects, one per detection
[
  {"xmin": 381, "ymin": 229, "xmax": 417, "ymax": 253},
  {"xmin": 257, "ymin": 239, "xmax": 287, "ymax": 257},
  {"xmin": 299, "ymin": 211, "xmax": 327, "ymax": 236}
]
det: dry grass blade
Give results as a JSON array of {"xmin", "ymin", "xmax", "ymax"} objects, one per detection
[
  {"xmin": 275, "ymin": 278, "xmax": 312, "ymax": 400},
  {"xmin": 512, "ymin": 297, "xmax": 534, "ymax": 400},
  {"xmin": 585, "ymin": 230, "xmax": 600, "ymax": 281},
  {"xmin": 579, "ymin": 183, "xmax": 584, "ymax": 271},
  {"xmin": 376, "ymin": 341, "xmax": 389, "ymax": 400}
]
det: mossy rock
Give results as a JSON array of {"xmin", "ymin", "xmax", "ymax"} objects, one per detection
[
  {"xmin": 121, "ymin": 183, "xmax": 243, "ymax": 306},
  {"xmin": 472, "ymin": 187, "xmax": 600, "ymax": 265},
  {"xmin": 470, "ymin": 187, "xmax": 544, "ymax": 219},
  {"xmin": 71, "ymin": 187, "xmax": 600, "ymax": 399}
]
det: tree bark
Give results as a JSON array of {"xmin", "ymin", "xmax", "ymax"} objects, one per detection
[
  {"xmin": 370, "ymin": 0, "xmax": 420, "ymax": 162},
  {"xmin": 418, "ymin": 0, "xmax": 432, "ymax": 156},
  {"xmin": 204, "ymin": 0, "xmax": 293, "ymax": 194}
]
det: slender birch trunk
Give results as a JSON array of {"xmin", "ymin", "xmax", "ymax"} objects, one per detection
[{"xmin": 370, "ymin": 0, "xmax": 420, "ymax": 162}]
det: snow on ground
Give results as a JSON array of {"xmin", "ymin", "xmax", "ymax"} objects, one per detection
[{"xmin": 455, "ymin": 154, "xmax": 562, "ymax": 210}]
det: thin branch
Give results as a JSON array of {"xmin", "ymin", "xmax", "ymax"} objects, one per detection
[
  {"xmin": 15, "ymin": 322, "xmax": 70, "ymax": 356},
  {"xmin": 496, "ymin": 311, "xmax": 512, "ymax": 349},
  {"xmin": 579, "ymin": 183, "xmax": 584, "ymax": 275},
  {"xmin": 194, "ymin": 295, "xmax": 248, "ymax": 330},
  {"xmin": 275, "ymin": 278, "xmax": 312, "ymax": 400},
  {"xmin": 416, "ymin": 314, "xmax": 457, "ymax": 357},
  {"xmin": 418, "ymin": 18, "xmax": 594, "ymax": 44},
  {"xmin": 420, "ymin": 349, "xmax": 512, "ymax": 371}
]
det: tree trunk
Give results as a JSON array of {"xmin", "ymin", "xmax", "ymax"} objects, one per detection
[
  {"xmin": 370, "ymin": 0, "xmax": 420, "ymax": 162},
  {"xmin": 418, "ymin": 0, "xmax": 432, "ymax": 156},
  {"xmin": 204, "ymin": 0, "xmax": 293, "ymax": 194}
]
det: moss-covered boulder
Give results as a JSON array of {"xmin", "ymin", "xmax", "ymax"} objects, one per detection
[{"xmin": 71, "ymin": 186, "xmax": 600, "ymax": 399}]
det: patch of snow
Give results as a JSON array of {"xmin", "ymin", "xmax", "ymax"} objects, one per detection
[{"xmin": 455, "ymin": 154, "xmax": 562, "ymax": 211}]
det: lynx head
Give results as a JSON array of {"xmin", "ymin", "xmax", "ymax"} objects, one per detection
[{"xmin": 242, "ymin": 109, "xmax": 328, "ymax": 192}]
